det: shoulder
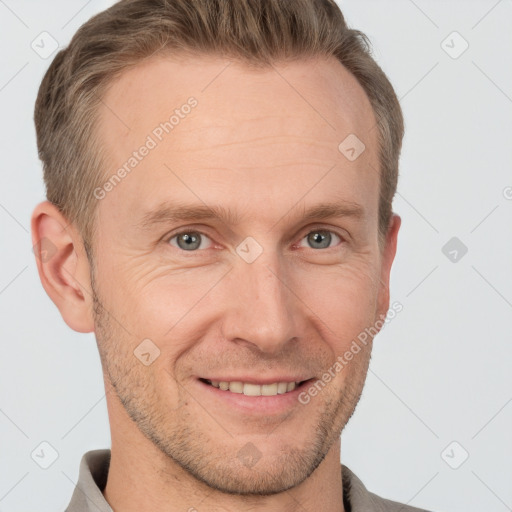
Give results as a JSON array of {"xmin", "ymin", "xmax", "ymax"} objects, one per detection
[{"xmin": 341, "ymin": 464, "xmax": 437, "ymax": 512}]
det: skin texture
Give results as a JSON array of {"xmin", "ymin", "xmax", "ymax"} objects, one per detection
[{"xmin": 32, "ymin": 54, "xmax": 400, "ymax": 512}]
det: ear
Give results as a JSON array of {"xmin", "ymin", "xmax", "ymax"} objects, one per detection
[
  {"xmin": 376, "ymin": 213, "xmax": 401, "ymax": 323},
  {"xmin": 31, "ymin": 200, "xmax": 95, "ymax": 333}
]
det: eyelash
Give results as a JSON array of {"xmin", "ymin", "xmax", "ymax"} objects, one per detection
[{"xmin": 165, "ymin": 226, "xmax": 345, "ymax": 254}]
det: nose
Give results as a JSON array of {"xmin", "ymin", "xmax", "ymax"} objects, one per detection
[{"xmin": 220, "ymin": 250, "xmax": 303, "ymax": 355}]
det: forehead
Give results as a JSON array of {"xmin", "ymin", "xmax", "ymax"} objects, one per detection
[
  {"xmin": 100, "ymin": 53, "xmax": 376, "ymax": 141},
  {"xmin": 95, "ymin": 54, "xmax": 379, "ymax": 229}
]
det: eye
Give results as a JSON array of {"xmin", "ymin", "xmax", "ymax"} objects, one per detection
[
  {"xmin": 298, "ymin": 229, "xmax": 343, "ymax": 250},
  {"xmin": 165, "ymin": 227, "xmax": 344, "ymax": 254},
  {"xmin": 167, "ymin": 230, "xmax": 213, "ymax": 251}
]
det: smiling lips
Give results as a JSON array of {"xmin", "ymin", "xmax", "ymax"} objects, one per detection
[{"xmin": 201, "ymin": 378, "xmax": 309, "ymax": 396}]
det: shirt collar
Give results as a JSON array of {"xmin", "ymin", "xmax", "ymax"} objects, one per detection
[{"xmin": 66, "ymin": 449, "xmax": 113, "ymax": 512}]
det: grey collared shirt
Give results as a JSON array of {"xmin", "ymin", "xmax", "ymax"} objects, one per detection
[{"xmin": 65, "ymin": 449, "xmax": 434, "ymax": 512}]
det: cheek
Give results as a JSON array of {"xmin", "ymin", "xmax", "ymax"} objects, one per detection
[
  {"xmin": 130, "ymin": 266, "xmax": 229, "ymax": 340},
  {"xmin": 295, "ymin": 261, "xmax": 380, "ymax": 341},
  {"xmin": 97, "ymin": 252, "xmax": 226, "ymax": 337},
  {"xmin": 97, "ymin": 250, "xmax": 380, "ymax": 362}
]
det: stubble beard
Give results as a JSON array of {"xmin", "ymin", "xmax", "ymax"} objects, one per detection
[{"xmin": 91, "ymin": 280, "xmax": 371, "ymax": 497}]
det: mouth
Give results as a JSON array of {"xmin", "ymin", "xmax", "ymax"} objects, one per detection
[
  {"xmin": 195, "ymin": 377, "xmax": 315, "ymax": 415},
  {"xmin": 198, "ymin": 378, "xmax": 312, "ymax": 397}
]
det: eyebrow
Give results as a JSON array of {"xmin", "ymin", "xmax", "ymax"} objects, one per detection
[{"xmin": 136, "ymin": 200, "xmax": 365, "ymax": 231}]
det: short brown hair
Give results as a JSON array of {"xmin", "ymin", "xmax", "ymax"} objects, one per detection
[{"xmin": 34, "ymin": 0, "xmax": 404, "ymax": 256}]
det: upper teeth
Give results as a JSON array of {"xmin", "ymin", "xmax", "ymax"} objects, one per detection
[{"xmin": 207, "ymin": 380, "xmax": 298, "ymax": 396}]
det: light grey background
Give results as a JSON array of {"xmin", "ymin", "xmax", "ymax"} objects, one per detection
[{"xmin": 1, "ymin": 1, "xmax": 511, "ymax": 511}]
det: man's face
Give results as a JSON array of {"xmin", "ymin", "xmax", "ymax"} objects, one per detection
[{"xmin": 91, "ymin": 54, "xmax": 396, "ymax": 495}]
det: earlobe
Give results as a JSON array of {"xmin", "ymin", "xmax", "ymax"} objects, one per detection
[
  {"xmin": 31, "ymin": 200, "xmax": 95, "ymax": 333},
  {"xmin": 376, "ymin": 213, "xmax": 401, "ymax": 323}
]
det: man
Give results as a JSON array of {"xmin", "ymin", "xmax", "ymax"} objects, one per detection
[{"xmin": 31, "ymin": 0, "xmax": 433, "ymax": 510}]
